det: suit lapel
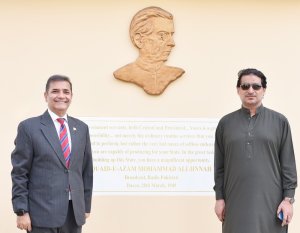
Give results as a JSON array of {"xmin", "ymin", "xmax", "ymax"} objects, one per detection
[
  {"xmin": 40, "ymin": 111, "xmax": 67, "ymax": 168},
  {"xmin": 68, "ymin": 117, "xmax": 78, "ymax": 169}
]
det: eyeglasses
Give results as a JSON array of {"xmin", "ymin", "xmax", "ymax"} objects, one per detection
[{"xmin": 240, "ymin": 83, "xmax": 262, "ymax": 91}]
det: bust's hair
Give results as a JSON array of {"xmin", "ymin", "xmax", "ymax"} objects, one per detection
[{"xmin": 130, "ymin": 6, "xmax": 173, "ymax": 47}]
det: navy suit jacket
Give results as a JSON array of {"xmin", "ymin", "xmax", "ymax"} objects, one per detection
[{"xmin": 11, "ymin": 111, "xmax": 93, "ymax": 228}]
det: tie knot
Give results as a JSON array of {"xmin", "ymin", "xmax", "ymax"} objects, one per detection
[{"xmin": 57, "ymin": 118, "xmax": 65, "ymax": 125}]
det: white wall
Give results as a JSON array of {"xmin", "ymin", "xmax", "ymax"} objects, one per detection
[{"xmin": 1, "ymin": 0, "xmax": 299, "ymax": 232}]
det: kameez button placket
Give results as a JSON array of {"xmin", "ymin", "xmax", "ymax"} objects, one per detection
[{"xmin": 246, "ymin": 141, "xmax": 253, "ymax": 158}]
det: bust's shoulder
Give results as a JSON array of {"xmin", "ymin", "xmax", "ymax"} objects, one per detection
[
  {"xmin": 113, "ymin": 63, "xmax": 141, "ymax": 81},
  {"xmin": 160, "ymin": 65, "xmax": 185, "ymax": 80}
]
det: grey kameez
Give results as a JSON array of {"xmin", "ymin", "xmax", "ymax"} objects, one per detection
[{"xmin": 214, "ymin": 105, "xmax": 297, "ymax": 233}]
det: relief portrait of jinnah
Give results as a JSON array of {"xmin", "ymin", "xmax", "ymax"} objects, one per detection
[{"xmin": 113, "ymin": 6, "xmax": 185, "ymax": 95}]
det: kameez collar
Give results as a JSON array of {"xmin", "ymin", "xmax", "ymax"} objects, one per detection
[{"xmin": 241, "ymin": 104, "xmax": 264, "ymax": 116}]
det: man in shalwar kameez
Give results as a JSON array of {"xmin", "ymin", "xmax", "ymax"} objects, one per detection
[{"xmin": 214, "ymin": 68, "xmax": 297, "ymax": 233}]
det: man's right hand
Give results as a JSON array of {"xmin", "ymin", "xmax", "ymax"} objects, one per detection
[
  {"xmin": 17, "ymin": 213, "xmax": 32, "ymax": 232},
  {"xmin": 215, "ymin": 199, "xmax": 226, "ymax": 222}
]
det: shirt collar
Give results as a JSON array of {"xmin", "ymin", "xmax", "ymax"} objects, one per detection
[
  {"xmin": 135, "ymin": 57, "xmax": 163, "ymax": 73},
  {"xmin": 47, "ymin": 109, "xmax": 68, "ymax": 123}
]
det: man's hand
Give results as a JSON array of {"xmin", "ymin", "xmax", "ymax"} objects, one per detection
[
  {"xmin": 85, "ymin": 213, "xmax": 90, "ymax": 219},
  {"xmin": 215, "ymin": 199, "xmax": 225, "ymax": 222},
  {"xmin": 16, "ymin": 213, "xmax": 32, "ymax": 231},
  {"xmin": 277, "ymin": 198, "xmax": 294, "ymax": 227}
]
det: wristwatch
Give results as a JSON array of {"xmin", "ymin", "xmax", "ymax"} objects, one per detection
[
  {"xmin": 15, "ymin": 209, "xmax": 27, "ymax": 216},
  {"xmin": 284, "ymin": 197, "xmax": 295, "ymax": 204}
]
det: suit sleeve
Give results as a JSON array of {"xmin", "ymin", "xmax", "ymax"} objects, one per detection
[
  {"xmin": 11, "ymin": 121, "xmax": 33, "ymax": 212},
  {"xmin": 82, "ymin": 126, "xmax": 93, "ymax": 213}
]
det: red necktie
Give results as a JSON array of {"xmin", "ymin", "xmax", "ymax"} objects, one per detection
[{"xmin": 57, "ymin": 118, "xmax": 71, "ymax": 168}]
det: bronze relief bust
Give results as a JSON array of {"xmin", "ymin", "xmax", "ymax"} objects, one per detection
[{"xmin": 114, "ymin": 6, "xmax": 185, "ymax": 95}]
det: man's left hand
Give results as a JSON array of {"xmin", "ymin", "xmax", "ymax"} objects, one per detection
[{"xmin": 277, "ymin": 198, "xmax": 294, "ymax": 226}]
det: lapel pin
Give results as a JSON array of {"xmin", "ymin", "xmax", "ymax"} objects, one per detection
[{"xmin": 73, "ymin": 127, "xmax": 77, "ymax": 131}]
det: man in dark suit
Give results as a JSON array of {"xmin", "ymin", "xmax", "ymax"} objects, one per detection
[{"xmin": 11, "ymin": 75, "xmax": 93, "ymax": 233}]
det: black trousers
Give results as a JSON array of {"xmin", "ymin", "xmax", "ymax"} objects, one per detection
[{"xmin": 29, "ymin": 201, "xmax": 82, "ymax": 233}]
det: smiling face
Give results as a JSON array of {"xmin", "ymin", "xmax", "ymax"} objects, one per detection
[
  {"xmin": 44, "ymin": 80, "xmax": 73, "ymax": 117},
  {"xmin": 237, "ymin": 74, "xmax": 266, "ymax": 109},
  {"xmin": 140, "ymin": 17, "xmax": 175, "ymax": 62}
]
